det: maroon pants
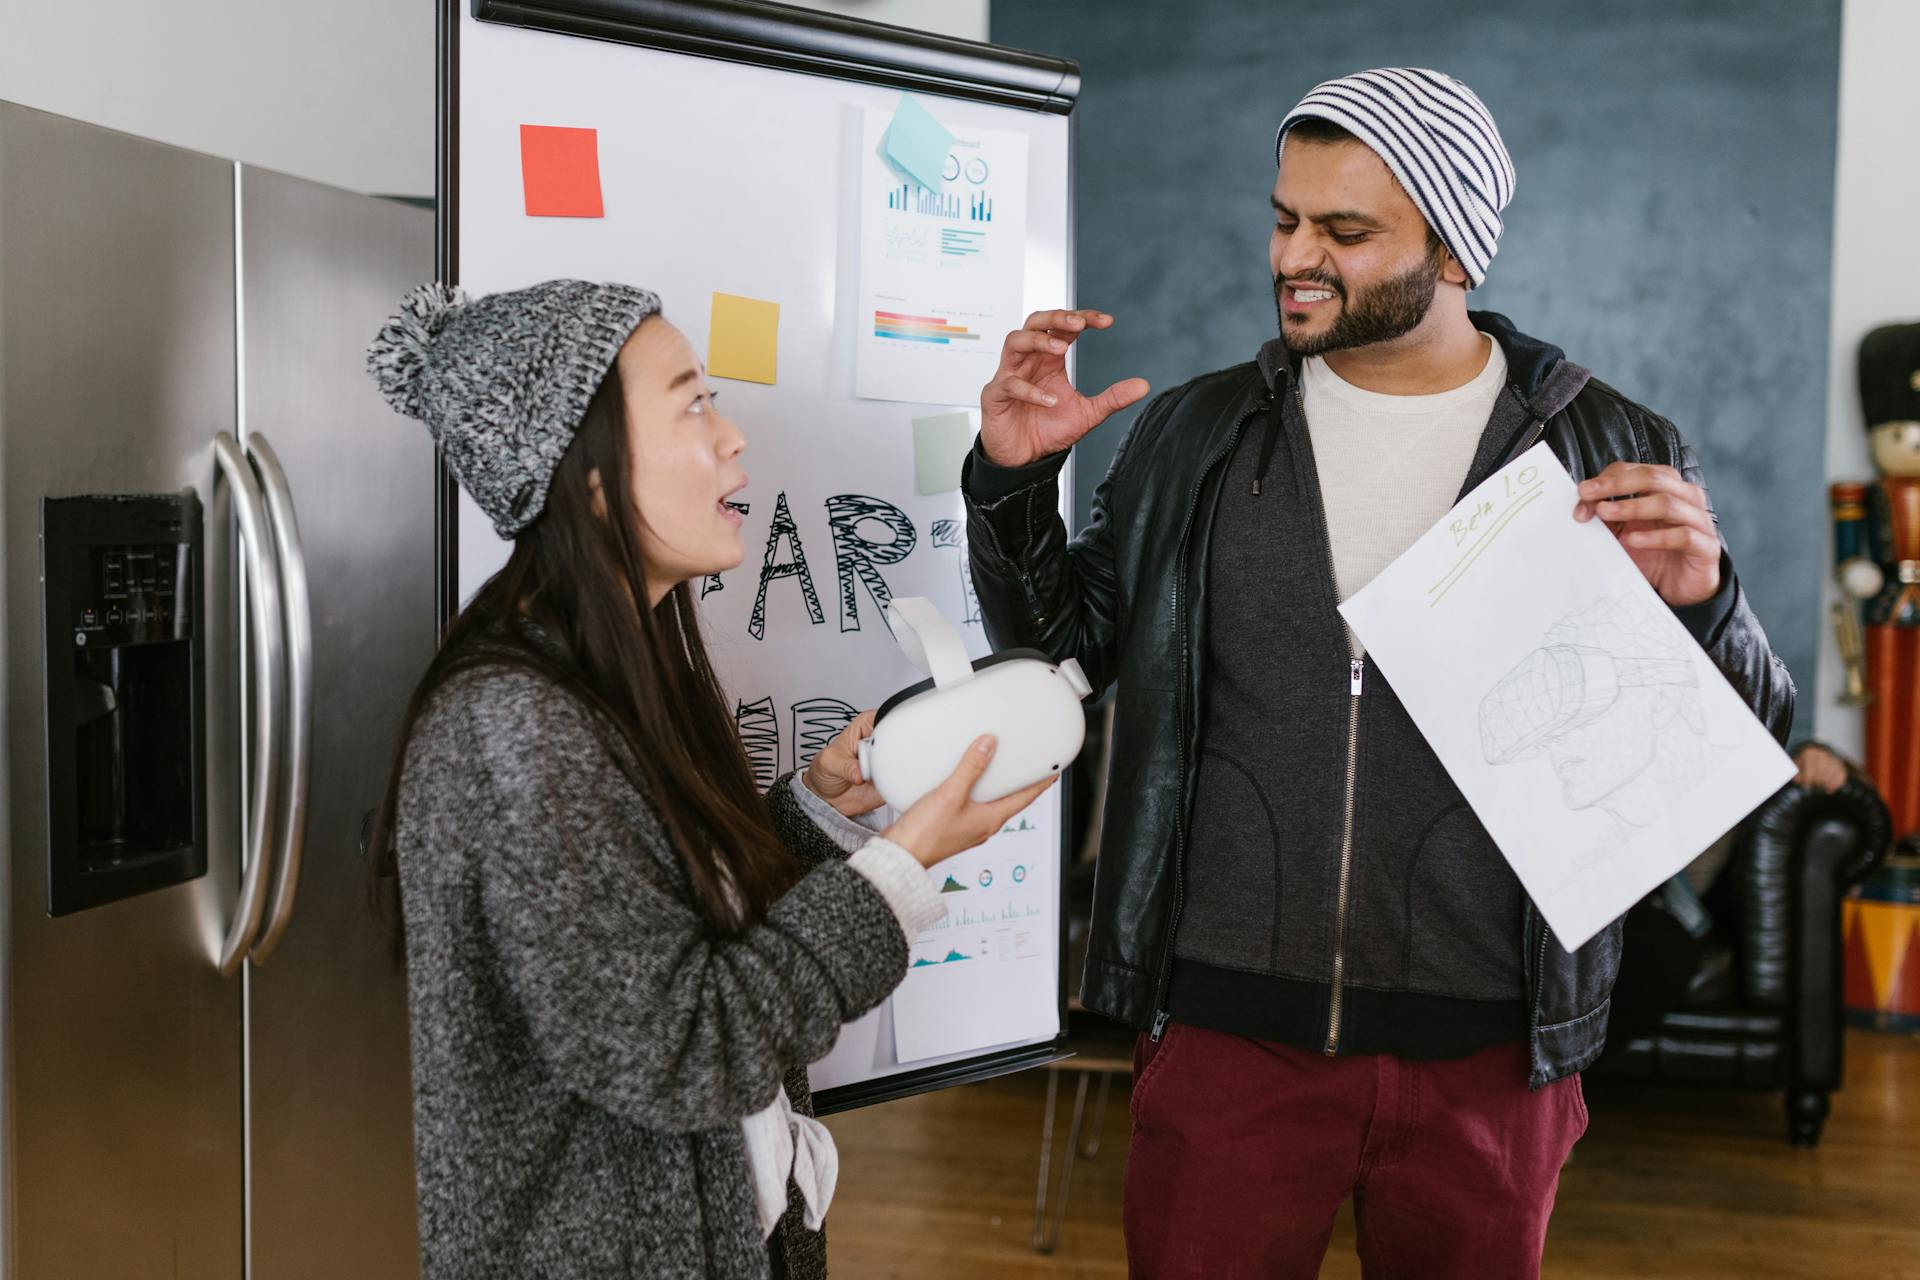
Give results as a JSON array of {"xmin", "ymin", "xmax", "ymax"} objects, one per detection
[{"xmin": 1124, "ymin": 1021, "xmax": 1587, "ymax": 1279}]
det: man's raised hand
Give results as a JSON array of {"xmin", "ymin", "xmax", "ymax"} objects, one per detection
[{"xmin": 978, "ymin": 309, "xmax": 1150, "ymax": 469}]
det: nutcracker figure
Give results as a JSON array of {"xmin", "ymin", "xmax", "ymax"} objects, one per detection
[{"xmin": 1846, "ymin": 322, "xmax": 1920, "ymax": 849}]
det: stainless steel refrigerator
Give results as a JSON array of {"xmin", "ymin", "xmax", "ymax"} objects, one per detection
[{"xmin": 1, "ymin": 102, "xmax": 431, "ymax": 1278}]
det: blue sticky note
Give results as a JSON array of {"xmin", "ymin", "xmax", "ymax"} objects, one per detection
[{"xmin": 883, "ymin": 94, "xmax": 955, "ymax": 194}]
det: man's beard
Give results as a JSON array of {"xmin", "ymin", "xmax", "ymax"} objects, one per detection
[{"xmin": 1275, "ymin": 247, "xmax": 1443, "ymax": 356}]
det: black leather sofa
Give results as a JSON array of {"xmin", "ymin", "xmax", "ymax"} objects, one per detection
[{"xmin": 1592, "ymin": 770, "xmax": 1893, "ymax": 1146}]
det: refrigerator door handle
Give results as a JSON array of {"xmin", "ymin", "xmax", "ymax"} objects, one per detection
[
  {"xmin": 245, "ymin": 434, "xmax": 312, "ymax": 963},
  {"xmin": 214, "ymin": 432, "xmax": 285, "ymax": 974}
]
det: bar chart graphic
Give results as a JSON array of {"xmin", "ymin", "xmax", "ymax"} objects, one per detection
[
  {"xmin": 885, "ymin": 182, "xmax": 961, "ymax": 220},
  {"xmin": 872, "ymin": 310, "xmax": 982, "ymax": 344},
  {"xmin": 941, "ymin": 228, "xmax": 984, "ymax": 258},
  {"xmin": 930, "ymin": 902, "xmax": 1046, "ymax": 930},
  {"xmin": 881, "ymin": 181, "xmax": 997, "ymax": 222}
]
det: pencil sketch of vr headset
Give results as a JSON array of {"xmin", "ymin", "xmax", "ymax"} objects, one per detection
[
  {"xmin": 1478, "ymin": 601, "xmax": 1706, "ymax": 813},
  {"xmin": 857, "ymin": 596, "xmax": 1093, "ymax": 811}
]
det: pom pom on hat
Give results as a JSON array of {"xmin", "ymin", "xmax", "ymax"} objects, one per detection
[{"xmin": 366, "ymin": 282, "xmax": 469, "ymax": 419}]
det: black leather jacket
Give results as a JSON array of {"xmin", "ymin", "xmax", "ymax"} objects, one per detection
[{"xmin": 962, "ymin": 313, "xmax": 1796, "ymax": 1088}]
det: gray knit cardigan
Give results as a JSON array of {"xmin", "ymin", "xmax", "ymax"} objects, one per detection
[{"xmin": 393, "ymin": 663, "xmax": 910, "ymax": 1278}]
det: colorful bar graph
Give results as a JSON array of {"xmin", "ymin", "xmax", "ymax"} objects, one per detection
[{"xmin": 874, "ymin": 309, "xmax": 983, "ymax": 344}]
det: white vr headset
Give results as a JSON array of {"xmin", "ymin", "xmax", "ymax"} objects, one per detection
[{"xmin": 857, "ymin": 596, "xmax": 1093, "ymax": 810}]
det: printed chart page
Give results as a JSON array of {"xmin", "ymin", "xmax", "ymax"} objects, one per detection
[
  {"xmin": 854, "ymin": 106, "xmax": 1028, "ymax": 406},
  {"xmin": 888, "ymin": 808, "xmax": 1057, "ymax": 1063}
]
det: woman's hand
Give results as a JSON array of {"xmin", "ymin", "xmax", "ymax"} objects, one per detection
[
  {"xmin": 804, "ymin": 710, "xmax": 884, "ymax": 818},
  {"xmin": 882, "ymin": 735, "xmax": 1058, "ymax": 869}
]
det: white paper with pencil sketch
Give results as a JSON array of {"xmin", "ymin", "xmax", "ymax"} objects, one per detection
[{"xmin": 1338, "ymin": 443, "xmax": 1793, "ymax": 951}]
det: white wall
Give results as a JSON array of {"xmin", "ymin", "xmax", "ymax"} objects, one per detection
[
  {"xmin": 0, "ymin": 1, "xmax": 987, "ymax": 199},
  {"xmin": 1813, "ymin": 0, "xmax": 1920, "ymax": 755},
  {"xmin": 0, "ymin": 0, "xmax": 436, "ymax": 196}
]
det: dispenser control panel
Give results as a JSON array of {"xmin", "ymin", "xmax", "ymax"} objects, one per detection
[
  {"xmin": 70, "ymin": 543, "xmax": 193, "ymax": 648},
  {"xmin": 42, "ymin": 493, "xmax": 206, "ymax": 917}
]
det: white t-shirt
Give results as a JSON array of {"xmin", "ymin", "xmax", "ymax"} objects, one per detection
[{"xmin": 1301, "ymin": 336, "xmax": 1508, "ymax": 654}]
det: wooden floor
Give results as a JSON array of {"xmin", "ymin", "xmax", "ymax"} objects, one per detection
[{"xmin": 824, "ymin": 1029, "xmax": 1920, "ymax": 1278}]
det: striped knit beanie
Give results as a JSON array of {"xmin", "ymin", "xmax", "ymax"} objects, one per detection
[
  {"xmin": 1276, "ymin": 68, "xmax": 1515, "ymax": 288},
  {"xmin": 366, "ymin": 279, "xmax": 661, "ymax": 537}
]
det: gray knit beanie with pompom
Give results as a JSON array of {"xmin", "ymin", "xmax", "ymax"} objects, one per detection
[{"xmin": 366, "ymin": 279, "xmax": 662, "ymax": 537}]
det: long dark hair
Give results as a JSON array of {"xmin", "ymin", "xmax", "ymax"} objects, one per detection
[{"xmin": 368, "ymin": 356, "xmax": 798, "ymax": 947}]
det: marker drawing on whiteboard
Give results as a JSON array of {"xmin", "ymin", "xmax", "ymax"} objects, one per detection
[
  {"xmin": 930, "ymin": 518, "xmax": 982, "ymax": 625},
  {"xmin": 734, "ymin": 696, "xmax": 781, "ymax": 791},
  {"xmin": 701, "ymin": 500, "xmax": 752, "ymax": 598},
  {"xmin": 791, "ymin": 697, "xmax": 859, "ymax": 773},
  {"xmin": 827, "ymin": 494, "xmax": 917, "ymax": 632},
  {"xmin": 749, "ymin": 491, "xmax": 824, "ymax": 640}
]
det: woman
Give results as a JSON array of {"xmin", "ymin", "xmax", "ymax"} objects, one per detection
[{"xmin": 364, "ymin": 279, "xmax": 1052, "ymax": 1279}]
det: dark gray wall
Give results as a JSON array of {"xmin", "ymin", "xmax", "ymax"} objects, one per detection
[{"xmin": 994, "ymin": 0, "xmax": 1839, "ymax": 741}]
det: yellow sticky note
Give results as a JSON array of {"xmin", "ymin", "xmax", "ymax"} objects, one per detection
[{"xmin": 707, "ymin": 292, "xmax": 779, "ymax": 385}]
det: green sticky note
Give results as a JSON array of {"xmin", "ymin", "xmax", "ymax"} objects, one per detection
[
  {"xmin": 912, "ymin": 411, "xmax": 976, "ymax": 496},
  {"xmin": 884, "ymin": 94, "xmax": 955, "ymax": 194},
  {"xmin": 707, "ymin": 292, "xmax": 779, "ymax": 385}
]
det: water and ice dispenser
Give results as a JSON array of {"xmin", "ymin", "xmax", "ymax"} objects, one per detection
[{"xmin": 41, "ymin": 494, "xmax": 206, "ymax": 916}]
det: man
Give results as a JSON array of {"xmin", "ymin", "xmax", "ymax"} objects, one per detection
[{"xmin": 961, "ymin": 68, "xmax": 1793, "ymax": 1277}]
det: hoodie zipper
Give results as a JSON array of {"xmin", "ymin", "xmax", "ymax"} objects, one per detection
[
  {"xmin": 1323, "ymin": 653, "xmax": 1364, "ymax": 1053},
  {"xmin": 1149, "ymin": 394, "xmax": 1269, "ymax": 1042},
  {"xmin": 1290, "ymin": 373, "xmax": 1366, "ymax": 1057},
  {"xmin": 1322, "ymin": 400, "xmax": 1544, "ymax": 1056},
  {"xmin": 1513, "ymin": 416, "xmax": 1546, "ymax": 461}
]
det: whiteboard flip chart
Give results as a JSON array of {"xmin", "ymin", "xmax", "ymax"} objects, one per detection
[
  {"xmin": 454, "ymin": 7, "xmax": 1075, "ymax": 1100},
  {"xmin": 1339, "ymin": 444, "xmax": 1793, "ymax": 950}
]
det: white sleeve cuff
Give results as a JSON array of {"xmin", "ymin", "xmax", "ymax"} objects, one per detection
[
  {"xmin": 740, "ymin": 1095, "xmax": 795, "ymax": 1240},
  {"xmin": 788, "ymin": 773, "xmax": 887, "ymax": 855},
  {"xmin": 741, "ymin": 1087, "xmax": 839, "ymax": 1239},
  {"xmin": 846, "ymin": 838, "xmax": 947, "ymax": 937}
]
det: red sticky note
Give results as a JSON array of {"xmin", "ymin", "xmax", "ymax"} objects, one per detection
[{"xmin": 519, "ymin": 125, "xmax": 603, "ymax": 218}]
